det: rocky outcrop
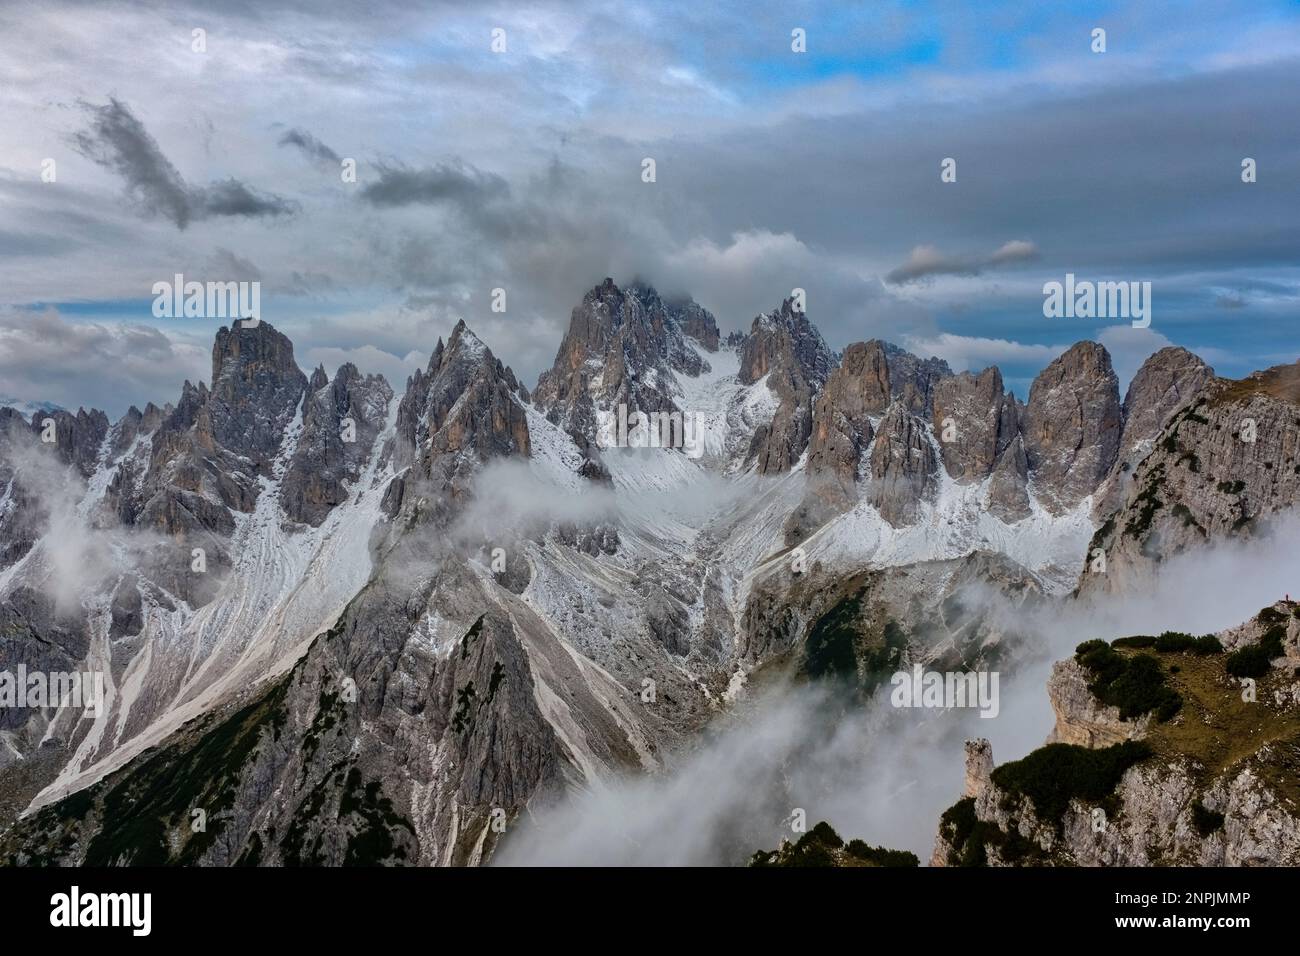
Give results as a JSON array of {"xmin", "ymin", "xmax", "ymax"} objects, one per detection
[
  {"xmin": 867, "ymin": 404, "xmax": 938, "ymax": 526},
  {"xmin": 533, "ymin": 279, "xmax": 720, "ymax": 444},
  {"xmin": 933, "ymin": 603, "xmax": 1300, "ymax": 867},
  {"xmin": 963, "ymin": 738, "xmax": 993, "ymax": 798},
  {"xmin": 1024, "ymin": 342, "xmax": 1121, "ymax": 514},
  {"xmin": 1081, "ymin": 361, "xmax": 1300, "ymax": 597},
  {"xmin": 877, "ymin": 341, "xmax": 952, "ymax": 419},
  {"xmin": 389, "ymin": 320, "xmax": 529, "ymax": 524},
  {"xmin": 1119, "ymin": 347, "xmax": 1215, "ymax": 462},
  {"xmin": 740, "ymin": 298, "xmax": 835, "ymax": 474},
  {"xmin": 791, "ymin": 340, "xmax": 956, "ymax": 537},
  {"xmin": 931, "ymin": 367, "xmax": 1016, "ymax": 482},
  {"xmin": 206, "ymin": 322, "xmax": 308, "ymax": 472},
  {"xmin": 27, "ymin": 407, "xmax": 110, "ymax": 478},
  {"xmin": 1093, "ymin": 347, "xmax": 1215, "ymax": 519},
  {"xmin": 281, "ymin": 363, "xmax": 393, "ymax": 526},
  {"xmin": 987, "ymin": 433, "xmax": 1032, "ymax": 522},
  {"xmin": 802, "ymin": 342, "xmax": 888, "ymax": 504},
  {"xmin": 1046, "ymin": 658, "xmax": 1151, "ymax": 747}
]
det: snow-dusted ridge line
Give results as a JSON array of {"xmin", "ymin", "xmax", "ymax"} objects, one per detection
[{"xmin": 24, "ymin": 392, "xmax": 402, "ymax": 815}]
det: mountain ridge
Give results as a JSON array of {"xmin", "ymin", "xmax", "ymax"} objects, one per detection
[{"xmin": 1, "ymin": 277, "xmax": 1296, "ymax": 865}]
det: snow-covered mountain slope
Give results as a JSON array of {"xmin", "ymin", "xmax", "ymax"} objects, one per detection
[{"xmin": 3, "ymin": 280, "xmax": 1286, "ymax": 866}]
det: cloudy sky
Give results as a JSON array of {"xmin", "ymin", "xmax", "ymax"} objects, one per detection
[{"xmin": 0, "ymin": 0, "xmax": 1297, "ymax": 416}]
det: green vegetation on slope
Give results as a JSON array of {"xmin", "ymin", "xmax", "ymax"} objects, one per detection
[
  {"xmin": 749, "ymin": 820, "xmax": 918, "ymax": 868},
  {"xmin": 1074, "ymin": 640, "xmax": 1183, "ymax": 722}
]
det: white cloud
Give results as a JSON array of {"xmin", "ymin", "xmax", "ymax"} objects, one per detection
[
  {"xmin": 901, "ymin": 332, "xmax": 1067, "ymax": 374},
  {"xmin": 0, "ymin": 308, "xmax": 207, "ymax": 415},
  {"xmin": 302, "ymin": 345, "xmax": 427, "ymax": 390}
]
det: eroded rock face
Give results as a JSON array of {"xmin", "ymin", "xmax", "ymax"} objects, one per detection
[
  {"xmin": 1081, "ymin": 362, "xmax": 1300, "ymax": 598},
  {"xmin": 207, "ymin": 322, "xmax": 309, "ymax": 473},
  {"xmin": 390, "ymin": 320, "xmax": 530, "ymax": 525},
  {"xmin": 988, "ymin": 433, "xmax": 1032, "ymax": 522},
  {"xmin": 740, "ymin": 298, "xmax": 835, "ymax": 474},
  {"xmin": 932, "ymin": 367, "xmax": 1014, "ymax": 483},
  {"xmin": 27, "ymin": 408, "xmax": 110, "ymax": 478},
  {"xmin": 1120, "ymin": 347, "xmax": 1216, "ymax": 459},
  {"xmin": 867, "ymin": 404, "xmax": 938, "ymax": 526},
  {"xmin": 803, "ymin": 342, "xmax": 888, "ymax": 502},
  {"xmin": 794, "ymin": 341, "xmax": 954, "ymax": 534},
  {"xmin": 281, "ymin": 363, "xmax": 393, "ymax": 526},
  {"xmin": 877, "ymin": 341, "xmax": 952, "ymax": 418},
  {"xmin": 963, "ymin": 738, "xmax": 993, "ymax": 798},
  {"xmin": 533, "ymin": 279, "xmax": 720, "ymax": 443},
  {"xmin": 0, "ymin": 563, "xmax": 662, "ymax": 867},
  {"xmin": 933, "ymin": 603, "xmax": 1300, "ymax": 867},
  {"xmin": 1093, "ymin": 347, "xmax": 1215, "ymax": 519},
  {"xmin": 1024, "ymin": 341, "xmax": 1121, "ymax": 514},
  {"xmin": 1046, "ymin": 658, "xmax": 1150, "ymax": 747}
]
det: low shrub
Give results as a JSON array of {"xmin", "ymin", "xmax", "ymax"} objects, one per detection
[
  {"xmin": 1075, "ymin": 642, "xmax": 1182, "ymax": 722},
  {"xmin": 990, "ymin": 741, "xmax": 1153, "ymax": 828}
]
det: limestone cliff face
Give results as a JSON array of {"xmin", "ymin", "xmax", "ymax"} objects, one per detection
[
  {"xmin": 739, "ymin": 298, "xmax": 835, "ymax": 475},
  {"xmin": 801, "ymin": 342, "xmax": 885, "ymax": 507},
  {"xmin": 281, "ymin": 363, "xmax": 393, "ymax": 526},
  {"xmin": 532, "ymin": 278, "xmax": 720, "ymax": 444},
  {"xmin": 1081, "ymin": 361, "xmax": 1300, "ymax": 598},
  {"xmin": 789, "ymin": 340, "xmax": 953, "ymax": 537},
  {"xmin": 931, "ymin": 367, "xmax": 1014, "ymax": 483},
  {"xmin": 987, "ymin": 433, "xmax": 1032, "ymax": 522},
  {"xmin": 867, "ymin": 403, "xmax": 939, "ymax": 527},
  {"xmin": 1046, "ymin": 658, "xmax": 1151, "ymax": 747},
  {"xmin": 933, "ymin": 602, "xmax": 1300, "ymax": 867},
  {"xmin": 1024, "ymin": 342, "xmax": 1121, "ymax": 514},
  {"xmin": 937, "ymin": 740, "xmax": 1300, "ymax": 866},
  {"xmin": 387, "ymin": 320, "xmax": 530, "ymax": 526},
  {"xmin": 1091, "ymin": 347, "xmax": 1215, "ymax": 522}
]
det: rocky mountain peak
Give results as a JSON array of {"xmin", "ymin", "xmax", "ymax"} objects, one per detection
[
  {"xmin": 1082, "ymin": 359, "xmax": 1300, "ymax": 597},
  {"xmin": 738, "ymin": 299, "xmax": 836, "ymax": 474},
  {"xmin": 390, "ymin": 319, "xmax": 530, "ymax": 522},
  {"xmin": 206, "ymin": 320, "xmax": 309, "ymax": 469},
  {"xmin": 281, "ymin": 362, "xmax": 393, "ymax": 526},
  {"xmin": 210, "ymin": 320, "xmax": 305, "ymax": 403},
  {"xmin": 867, "ymin": 401, "xmax": 939, "ymax": 526},
  {"xmin": 871, "ymin": 340, "xmax": 953, "ymax": 418},
  {"xmin": 738, "ymin": 298, "xmax": 834, "ymax": 391},
  {"xmin": 533, "ymin": 278, "xmax": 718, "ymax": 444},
  {"xmin": 1120, "ymin": 346, "xmax": 1215, "ymax": 456},
  {"xmin": 931, "ymin": 365, "xmax": 1019, "ymax": 484},
  {"xmin": 1025, "ymin": 341, "xmax": 1121, "ymax": 513}
]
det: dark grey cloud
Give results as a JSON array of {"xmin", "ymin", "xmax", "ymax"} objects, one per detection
[
  {"xmin": 6, "ymin": 3, "xmax": 1297, "ymax": 409},
  {"xmin": 277, "ymin": 127, "xmax": 341, "ymax": 165},
  {"xmin": 70, "ymin": 98, "xmax": 297, "ymax": 229},
  {"xmin": 359, "ymin": 161, "xmax": 510, "ymax": 210}
]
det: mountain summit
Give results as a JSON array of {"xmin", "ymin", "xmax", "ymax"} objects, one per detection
[{"xmin": 1, "ymin": 289, "xmax": 1297, "ymax": 867}]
